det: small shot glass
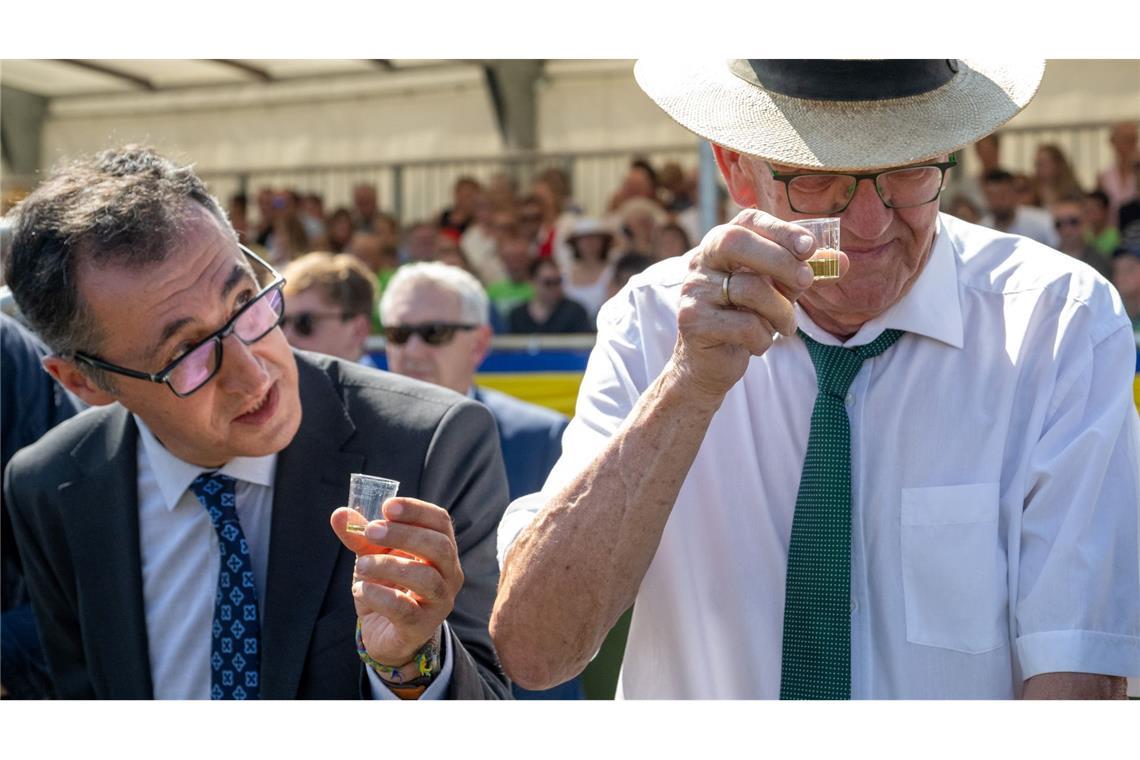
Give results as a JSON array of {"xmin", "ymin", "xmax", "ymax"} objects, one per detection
[
  {"xmin": 797, "ymin": 217, "xmax": 842, "ymax": 282},
  {"xmin": 344, "ymin": 474, "xmax": 400, "ymax": 535}
]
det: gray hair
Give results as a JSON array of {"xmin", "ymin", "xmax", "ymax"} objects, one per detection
[
  {"xmin": 3, "ymin": 146, "xmax": 230, "ymax": 389},
  {"xmin": 379, "ymin": 262, "xmax": 489, "ymax": 326}
]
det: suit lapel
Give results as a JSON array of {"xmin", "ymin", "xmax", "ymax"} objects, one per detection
[
  {"xmin": 261, "ymin": 359, "xmax": 363, "ymax": 698},
  {"xmin": 60, "ymin": 406, "xmax": 153, "ymax": 698}
]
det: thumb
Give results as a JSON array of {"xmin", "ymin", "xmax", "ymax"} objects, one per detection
[{"xmin": 330, "ymin": 507, "xmax": 391, "ymax": 556}]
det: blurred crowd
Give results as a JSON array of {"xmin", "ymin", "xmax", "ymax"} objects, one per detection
[
  {"xmin": 943, "ymin": 121, "xmax": 1140, "ymax": 334},
  {"xmin": 228, "ymin": 159, "xmax": 706, "ymax": 341}
]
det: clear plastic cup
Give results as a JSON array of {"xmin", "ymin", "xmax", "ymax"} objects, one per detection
[
  {"xmin": 797, "ymin": 217, "xmax": 842, "ymax": 282},
  {"xmin": 344, "ymin": 474, "xmax": 400, "ymax": 534}
]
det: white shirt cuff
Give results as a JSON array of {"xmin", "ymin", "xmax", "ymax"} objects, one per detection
[
  {"xmin": 367, "ymin": 622, "xmax": 454, "ymax": 700},
  {"xmin": 1016, "ymin": 629, "xmax": 1140, "ymax": 681}
]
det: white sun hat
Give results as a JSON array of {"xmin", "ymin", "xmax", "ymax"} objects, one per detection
[{"xmin": 634, "ymin": 59, "xmax": 1045, "ymax": 172}]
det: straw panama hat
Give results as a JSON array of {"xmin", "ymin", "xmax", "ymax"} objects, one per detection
[{"xmin": 633, "ymin": 59, "xmax": 1046, "ymax": 172}]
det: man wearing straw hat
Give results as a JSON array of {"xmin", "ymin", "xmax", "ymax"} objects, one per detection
[{"xmin": 491, "ymin": 60, "xmax": 1140, "ymax": 699}]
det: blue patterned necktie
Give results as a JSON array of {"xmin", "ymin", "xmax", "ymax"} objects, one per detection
[
  {"xmin": 779, "ymin": 328, "xmax": 904, "ymax": 700},
  {"xmin": 189, "ymin": 472, "xmax": 261, "ymax": 700}
]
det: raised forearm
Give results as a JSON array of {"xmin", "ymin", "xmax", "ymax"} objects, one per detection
[
  {"xmin": 490, "ymin": 364, "xmax": 722, "ymax": 689},
  {"xmin": 1022, "ymin": 672, "xmax": 1127, "ymax": 699}
]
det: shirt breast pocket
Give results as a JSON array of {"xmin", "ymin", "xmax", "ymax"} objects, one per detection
[{"xmin": 900, "ymin": 483, "xmax": 1007, "ymax": 654}]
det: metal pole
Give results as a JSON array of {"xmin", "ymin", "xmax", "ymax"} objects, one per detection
[{"xmin": 698, "ymin": 139, "xmax": 718, "ymax": 237}]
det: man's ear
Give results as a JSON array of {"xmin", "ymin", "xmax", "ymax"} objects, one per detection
[
  {"xmin": 470, "ymin": 324, "xmax": 493, "ymax": 370},
  {"xmin": 350, "ymin": 314, "xmax": 372, "ymax": 352},
  {"xmin": 42, "ymin": 355, "xmax": 117, "ymax": 407},
  {"xmin": 712, "ymin": 144, "xmax": 760, "ymax": 209}
]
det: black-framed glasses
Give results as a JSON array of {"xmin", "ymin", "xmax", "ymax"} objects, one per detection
[
  {"xmin": 282, "ymin": 311, "xmax": 351, "ymax": 337},
  {"xmin": 770, "ymin": 154, "xmax": 957, "ymax": 215},
  {"xmin": 73, "ymin": 245, "xmax": 286, "ymax": 398},
  {"xmin": 383, "ymin": 323, "xmax": 477, "ymax": 346}
]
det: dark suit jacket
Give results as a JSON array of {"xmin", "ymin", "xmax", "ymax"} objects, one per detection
[
  {"xmin": 3, "ymin": 351, "xmax": 511, "ymax": 699},
  {"xmin": 473, "ymin": 387, "xmax": 568, "ymax": 502}
]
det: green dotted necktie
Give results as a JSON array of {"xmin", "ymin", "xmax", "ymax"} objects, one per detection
[{"xmin": 779, "ymin": 327, "xmax": 904, "ymax": 700}]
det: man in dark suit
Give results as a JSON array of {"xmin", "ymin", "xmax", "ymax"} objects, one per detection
[
  {"xmin": 2, "ymin": 147, "xmax": 509, "ymax": 700},
  {"xmin": 378, "ymin": 261, "xmax": 581, "ymax": 699}
]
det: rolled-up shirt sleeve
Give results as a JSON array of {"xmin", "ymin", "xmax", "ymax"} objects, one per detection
[{"xmin": 1015, "ymin": 319, "xmax": 1140, "ymax": 681}]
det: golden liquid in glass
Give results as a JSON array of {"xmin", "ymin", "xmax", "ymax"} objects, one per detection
[{"xmin": 807, "ymin": 248, "xmax": 841, "ymax": 282}]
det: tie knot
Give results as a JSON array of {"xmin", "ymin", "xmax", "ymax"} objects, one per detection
[
  {"xmin": 798, "ymin": 329, "xmax": 904, "ymax": 399},
  {"xmin": 190, "ymin": 472, "xmax": 238, "ymax": 527}
]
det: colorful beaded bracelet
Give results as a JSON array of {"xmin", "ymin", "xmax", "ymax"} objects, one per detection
[{"xmin": 354, "ymin": 619, "xmax": 440, "ymax": 684}]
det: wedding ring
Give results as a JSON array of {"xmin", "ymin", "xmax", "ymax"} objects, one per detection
[{"xmin": 721, "ymin": 271, "xmax": 734, "ymax": 307}]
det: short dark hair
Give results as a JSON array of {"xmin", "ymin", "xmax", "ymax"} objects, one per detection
[
  {"xmin": 1085, "ymin": 190, "xmax": 1110, "ymax": 209},
  {"xmin": 982, "ymin": 168, "xmax": 1015, "ymax": 185},
  {"xmin": 528, "ymin": 256, "xmax": 558, "ymax": 280},
  {"xmin": 613, "ymin": 252, "xmax": 653, "ymax": 281},
  {"xmin": 4, "ymin": 145, "xmax": 230, "ymax": 379}
]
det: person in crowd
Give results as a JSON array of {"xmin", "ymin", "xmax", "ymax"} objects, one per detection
[
  {"xmin": 253, "ymin": 188, "xmax": 275, "ymax": 247},
  {"xmin": 460, "ymin": 193, "xmax": 509, "ymax": 285},
  {"xmin": 325, "ymin": 207, "xmax": 355, "ymax": 254},
  {"xmin": 1110, "ymin": 239, "xmax": 1140, "ymax": 334},
  {"xmin": 374, "ymin": 212, "xmax": 400, "ymax": 252},
  {"xmin": 946, "ymin": 193, "xmax": 982, "ymax": 224},
  {"xmin": 652, "ymin": 222, "xmax": 693, "ymax": 261},
  {"xmin": 659, "ymin": 161, "xmax": 695, "ymax": 213},
  {"xmin": 378, "ymin": 262, "xmax": 583, "ymax": 700},
  {"xmin": 507, "ymin": 257, "xmax": 593, "ymax": 335},
  {"xmin": 434, "ymin": 232, "xmax": 475, "ymax": 274},
  {"xmin": 531, "ymin": 175, "xmax": 578, "ymax": 264},
  {"xmin": 948, "ymin": 131, "xmax": 1004, "ymax": 211},
  {"xmin": 538, "ymin": 167, "xmax": 583, "ymax": 215},
  {"xmin": 298, "ymin": 193, "xmax": 328, "ymax": 250},
  {"xmin": 281, "ymin": 252, "xmax": 377, "ymax": 366},
  {"xmin": 487, "ymin": 172, "xmax": 519, "ymax": 211},
  {"xmin": 402, "ymin": 220, "xmax": 439, "ymax": 264},
  {"xmin": 1084, "ymin": 190, "xmax": 1122, "ymax": 259},
  {"xmin": 1049, "ymin": 196, "xmax": 1110, "ymax": 278},
  {"xmin": 616, "ymin": 196, "xmax": 666, "ymax": 257},
  {"xmin": 1, "ymin": 313, "xmax": 83, "ymax": 699},
  {"xmin": 228, "ymin": 194, "xmax": 251, "ymax": 245},
  {"xmin": 1033, "ymin": 144, "xmax": 1084, "ymax": 208},
  {"xmin": 265, "ymin": 191, "xmax": 311, "ymax": 266},
  {"xmin": 1097, "ymin": 121, "xmax": 1138, "ymax": 227},
  {"xmin": 606, "ymin": 252, "xmax": 654, "ymax": 301},
  {"xmin": 491, "ymin": 59, "xmax": 1138, "ymax": 700},
  {"xmin": 608, "ymin": 158, "xmax": 660, "ymax": 212},
  {"xmin": 980, "ymin": 169, "xmax": 1059, "ymax": 247},
  {"xmin": 562, "ymin": 218, "xmax": 617, "ymax": 320},
  {"xmin": 440, "ymin": 176, "xmax": 481, "ymax": 237},
  {"xmin": 486, "ymin": 234, "xmax": 536, "ymax": 319},
  {"xmin": 516, "ymin": 195, "xmax": 545, "ymax": 250},
  {"xmin": 346, "ymin": 231, "xmax": 397, "ymax": 280},
  {"xmin": 2, "ymin": 146, "xmax": 510, "ymax": 700},
  {"xmin": 351, "ymin": 183, "xmax": 382, "ymax": 232}
]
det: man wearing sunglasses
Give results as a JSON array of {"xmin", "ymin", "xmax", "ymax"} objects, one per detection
[
  {"xmin": 379, "ymin": 262, "xmax": 584, "ymax": 700},
  {"xmin": 281, "ymin": 252, "xmax": 378, "ymax": 366},
  {"xmin": 3, "ymin": 147, "xmax": 509, "ymax": 700},
  {"xmin": 493, "ymin": 60, "xmax": 1139, "ymax": 699}
]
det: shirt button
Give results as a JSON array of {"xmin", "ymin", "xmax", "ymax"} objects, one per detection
[
  {"xmin": 845, "ymin": 393, "xmax": 854, "ymax": 406},
  {"xmin": 850, "ymin": 598, "xmax": 858, "ymax": 613}
]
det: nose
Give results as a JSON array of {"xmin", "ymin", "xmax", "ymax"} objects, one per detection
[
  {"xmin": 216, "ymin": 332, "xmax": 271, "ymax": 394},
  {"xmin": 840, "ymin": 177, "xmax": 893, "ymax": 242}
]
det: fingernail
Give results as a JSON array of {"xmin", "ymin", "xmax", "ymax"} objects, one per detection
[
  {"xmin": 797, "ymin": 265, "xmax": 814, "ymax": 287},
  {"xmin": 365, "ymin": 523, "xmax": 388, "ymax": 541},
  {"xmin": 386, "ymin": 500, "xmax": 403, "ymax": 517},
  {"xmin": 796, "ymin": 235, "xmax": 815, "ymax": 255}
]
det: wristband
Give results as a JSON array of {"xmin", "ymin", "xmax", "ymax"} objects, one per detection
[{"xmin": 355, "ymin": 619, "xmax": 441, "ymax": 685}]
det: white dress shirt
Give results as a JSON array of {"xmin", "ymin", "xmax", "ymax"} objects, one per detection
[
  {"xmin": 498, "ymin": 213, "xmax": 1140, "ymax": 699},
  {"xmin": 135, "ymin": 418, "xmax": 452, "ymax": 699}
]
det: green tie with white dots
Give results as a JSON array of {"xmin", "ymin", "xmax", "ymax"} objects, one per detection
[{"xmin": 779, "ymin": 327, "xmax": 904, "ymax": 700}]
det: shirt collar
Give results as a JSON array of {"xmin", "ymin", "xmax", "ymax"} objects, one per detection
[
  {"xmin": 796, "ymin": 213, "xmax": 964, "ymax": 350},
  {"xmin": 135, "ymin": 414, "xmax": 278, "ymax": 512}
]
